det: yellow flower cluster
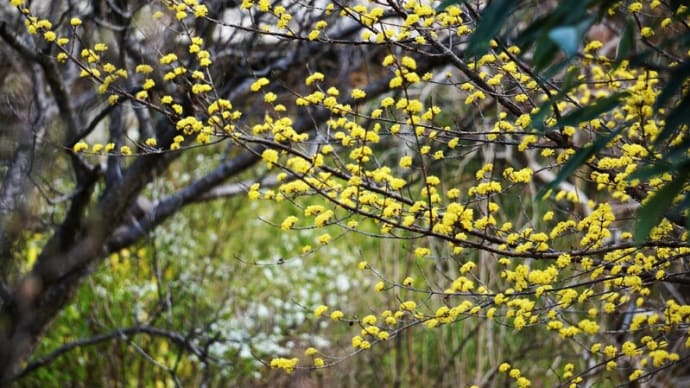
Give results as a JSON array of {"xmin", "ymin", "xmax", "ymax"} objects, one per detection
[
  {"xmin": 269, "ymin": 357, "xmax": 298, "ymax": 374},
  {"xmin": 37, "ymin": 0, "xmax": 690, "ymax": 381}
]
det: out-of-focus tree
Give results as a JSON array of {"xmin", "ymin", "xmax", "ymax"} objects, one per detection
[{"xmin": 2, "ymin": 0, "xmax": 690, "ymax": 386}]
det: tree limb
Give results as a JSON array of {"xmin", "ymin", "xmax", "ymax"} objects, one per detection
[{"xmin": 9, "ymin": 324, "xmax": 206, "ymax": 382}]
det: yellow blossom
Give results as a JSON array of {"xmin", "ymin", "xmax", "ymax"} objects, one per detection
[
  {"xmin": 270, "ymin": 357, "xmax": 299, "ymax": 373},
  {"xmin": 262, "ymin": 149, "xmax": 279, "ymax": 167},
  {"xmin": 317, "ymin": 233, "xmax": 331, "ymax": 245},
  {"xmin": 281, "ymin": 216, "xmax": 298, "ymax": 230},
  {"xmin": 72, "ymin": 142, "xmax": 88, "ymax": 152},
  {"xmin": 351, "ymin": 89, "xmax": 366, "ymax": 99},
  {"xmin": 43, "ymin": 31, "xmax": 56, "ymax": 42},
  {"xmin": 314, "ymin": 305, "xmax": 328, "ymax": 317},
  {"xmin": 628, "ymin": 2, "xmax": 642, "ymax": 12},
  {"xmin": 250, "ymin": 77, "xmax": 270, "ymax": 92},
  {"xmin": 305, "ymin": 72, "xmax": 324, "ymax": 86},
  {"xmin": 330, "ymin": 310, "xmax": 344, "ymax": 320}
]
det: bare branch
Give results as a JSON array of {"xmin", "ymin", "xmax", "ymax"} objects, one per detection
[{"xmin": 10, "ymin": 324, "xmax": 206, "ymax": 382}]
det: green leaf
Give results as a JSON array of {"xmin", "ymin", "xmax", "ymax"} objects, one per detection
[
  {"xmin": 629, "ymin": 138, "xmax": 690, "ymax": 184},
  {"xmin": 665, "ymin": 137, "xmax": 690, "ymax": 163},
  {"xmin": 548, "ymin": 27, "xmax": 580, "ymax": 57},
  {"xmin": 547, "ymin": 19, "xmax": 592, "ymax": 57},
  {"xmin": 538, "ymin": 127, "xmax": 623, "ymax": 198},
  {"xmin": 532, "ymin": 39, "xmax": 561, "ymax": 72},
  {"xmin": 531, "ymin": 68, "xmax": 581, "ymax": 132},
  {"xmin": 654, "ymin": 60, "xmax": 690, "ymax": 109},
  {"xmin": 591, "ymin": 0, "xmax": 626, "ymax": 19},
  {"xmin": 635, "ymin": 169, "xmax": 690, "ymax": 243},
  {"xmin": 614, "ymin": 20, "xmax": 634, "ymax": 68},
  {"xmin": 628, "ymin": 162, "xmax": 673, "ymax": 182},
  {"xmin": 556, "ymin": 92, "xmax": 628, "ymax": 128},
  {"xmin": 653, "ymin": 92, "xmax": 690, "ymax": 146},
  {"xmin": 436, "ymin": 0, "xmax": 461, "ymax": 11},
  {"xmin": 465, "ymin": 0, "xmax": 516, "ymax": 58},
  {"xmin": 683, "ymin": 192, "xmax": 690, "ymax": 231},
  {"xmin": 672, "ymin": 0, "xmax": 690, "ymax": 17},
  {"xmin": 518, "ymin": 1, "xmax": 592, "ymax": 70},
  {"xmin": 534, "ymin": 91, "xmax": 626, "ymax": 133}
]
